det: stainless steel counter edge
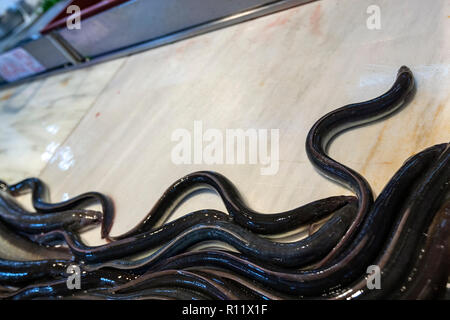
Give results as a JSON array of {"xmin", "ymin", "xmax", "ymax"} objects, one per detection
[{"xmin": 0, "ymin": 0, "xmax": 314, "ymax": 90}]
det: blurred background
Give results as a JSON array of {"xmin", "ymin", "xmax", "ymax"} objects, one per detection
[{"xmin": 0, "ymin": 0, "xmax": 313, "ymax": 85}]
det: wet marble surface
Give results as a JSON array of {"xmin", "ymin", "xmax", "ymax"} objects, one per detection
[
  {"xmin": 0, "ymin": 0, "xmax": 448, "ymax": 246},
  {"xmin": 0, "ymin": 58, "xmax": 125, "ymax": 182}
]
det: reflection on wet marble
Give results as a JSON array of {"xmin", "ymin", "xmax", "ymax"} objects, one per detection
[
  {"xmin": 0, "ymin": 58, "xmax": 125, "ymax": 182},
  {"xmin": 0, "ymin": 0, "xmax": 448, "ymax": 248},
  {"xmin": 34, "ymin": 0, "xmax": 448, "ymax": 246}
]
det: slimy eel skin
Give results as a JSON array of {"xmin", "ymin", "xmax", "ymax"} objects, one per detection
[{"xmin": 1, "ymin": 66, "xmax": 448, "ymax": 300}]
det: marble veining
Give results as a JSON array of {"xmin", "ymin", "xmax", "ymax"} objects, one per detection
[
  {"xmin": 0, "ymin": 59, "xmax": 125, "ymax": 182},
  {"xmin": 0, "ymin": 0, "xmax": 448, "ymax": 247}
]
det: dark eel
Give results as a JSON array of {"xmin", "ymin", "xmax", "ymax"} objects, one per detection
[
  {"xmin": 305, "ymin": 65, "xmax": 415, "ymax": 266},
  {"xmin": 196, "ymin": 192, "xmax": 450, "ymax": 300},
  {"xmin": 191, "ymin": 268, "xmax": 288, "ymax": 300},
  {"xmin": 0, "ymin": 189, "xmax": 102, "ymax": 234},
  {"xmin": 120, "ymin": 143, "xmax": 448, "ymax": 296},
  {"xmin": 330, "ymin": 143, "xmax": 450, "ymax": 299},
  {"xmin": 2, "ymin": 177, "xmax": 114, "ymax": 239},
  {"xmin": 32, "ymin": 202, "xmax": 356, "ymax": 267},
  {"xmin": 0, "ymin": 216, "xmax": 74, "ymax": 286},
  {"xmin": 22, "ymin": 269, "xmax": 264, "ymax": 300},
  {"xmin": 387, "ymin": 200, "xmax": 450, "ymax": 299},
  {"xmin": 1, "ymin": 66, "xmax": 446, "ymax": 300},
  {"xmin": 144, "ymin": 194, "xmax": 450, "ymax": 302},
  {"xmin": 66, "ymin": 287, "xmax": 211, "ymax": 300},
  {"xmin": 21, "ymin": 66, "xmax": 432, "ymax": 299},
  {"xmin": 0, "ymin": 176, "xmax": 353, "ymax": 242},
  {"xmin": 108, "ymin": 269, "xmax": 240, "ymax": 300},
  {"xmin": 4, "ymin": 269, "xmax": 238, "ymax": 300},
  {"xmin": 110, "ymin": 171, "xmax": 353, "ymax": 240},
  {"xmin": 0, "ymin": 219, "xmax": 72, "ymax": 261},
  {"xmin": 0, "ymin": 259, "xmax": 71, "ymax": 285},
  {"xmin": 2, "ymin": 269, "xmax": 137, "ymax": 300}
]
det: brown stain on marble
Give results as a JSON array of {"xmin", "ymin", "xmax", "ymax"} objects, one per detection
[
  {"xmin": 419, "ymin": 102, "xmax": 448, "ymax": 146},
  {"xmin": 60, "ymin": 78, "xmax": 70, "ymax": 87},
  {"xmin": 264, "ymin": 7, "xmax": 299, "ymax": 30},
  {"xmin": 176, "ymin": 39, "xmax": 196, "ymax": 54},
  {"xmin": 309, "ymin": 3, "xmax": 322, "ymax": 36},
  {"xmin": 265, "ymin": 16, "xmax": 290, "ymax": 29},
  {"xmin": 431, "ymin": 103, "xmax": 444, "ymax": 125},
  {"xmin": 0, "ymin": 92, "xmax": 12, "ymax": 101},
  {"xmin": 412, "ymin": 101, "xmax": 445, "ymax": 149}
]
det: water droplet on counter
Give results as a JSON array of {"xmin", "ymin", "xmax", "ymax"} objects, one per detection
[
  {"xmin": 41, "ymin": 142, "xmax": 60, "ymax": 163},
  {"xmin": 46, "ymin": 124, "xmax": 60, "ymax": 135},
  {"xmin": 56, "ymin": 146, "xmax": 75, "ymax": 171}
]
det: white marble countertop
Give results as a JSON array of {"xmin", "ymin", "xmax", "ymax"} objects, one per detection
[{"xmin": 0, "ymin": 0, "xmax": 448, "ymax": 245}]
